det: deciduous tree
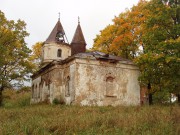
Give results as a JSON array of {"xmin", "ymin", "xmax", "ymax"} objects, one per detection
[
  {"xmin": 0, "ymin": 11, "xmax": 33, "ymax": 105},
  {"xmin": 30, "ymin": 42, "xmax": 43, "ymax": 71},
  {"xmin": 92, "ymin": 0, "xmax": 180, "ymax": 104},
  {"xmin": 136, "ymin": 0, "xmax": 180, "ymax": 104},
  {"xmin": 92, "ymin": 24, "xmax": 117, "ymax": 54},
  {"xmin": 93, "ymin": 0, "xmax": 149, "ymax": 59}
]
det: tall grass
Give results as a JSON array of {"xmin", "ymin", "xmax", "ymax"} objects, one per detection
[
  {"xmin": 0, "ymin": 90, "xmax": 179, "ymax": 135},
  {"xmin": 2, "ymin": 89, "xmax": 30, "ymax": 108}
]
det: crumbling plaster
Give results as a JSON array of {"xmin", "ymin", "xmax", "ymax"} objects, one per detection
[
  {"xmin": 31, "ymin": 57, "xmax": 140, "ymax": 106},
  {"xmin": 74, "ymin": 58, "xmax": 140, "ymax": 106}
]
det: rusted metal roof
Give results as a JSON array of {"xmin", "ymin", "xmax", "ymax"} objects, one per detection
[
  {"xmin": 75, "ymin": 51, "xmax": 132, "ymax": 62},
  {"xmin": 71, "ymin": 22, "xmax": 86, "ymax": 55},
  {"xmin": 45, "ymin": 20, "xmax": 67, "ymax": 44}
]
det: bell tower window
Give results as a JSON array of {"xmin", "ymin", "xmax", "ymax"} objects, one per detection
[
  {"xmin": 57, "ymin": 49, "xmax": 62, "ymax": 57},
  {"xmin": 56, "ymin": 32, "xmax": 65, "ymax": 43}
]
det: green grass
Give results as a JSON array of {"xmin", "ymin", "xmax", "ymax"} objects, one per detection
[
  {"xmin": 0, "ymin": 90, "xmax": 179, "ymax": 135},
  {"xmin": 2, "ymin": 89, "xmax": 31, "ymax": 108}
]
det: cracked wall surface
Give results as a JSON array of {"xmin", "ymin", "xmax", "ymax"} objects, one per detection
[
  {"xmin": 31, "ymin": 58, "xmax": 140, "ymax": 106},
  {"xmin": 74, "ymin": 59, "xmax": 140, "ymax": 106}
]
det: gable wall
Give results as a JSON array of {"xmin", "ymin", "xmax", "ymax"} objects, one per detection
[{"xmin": 73, "ymin": 58, "xmax": 140, "ymax": 106}]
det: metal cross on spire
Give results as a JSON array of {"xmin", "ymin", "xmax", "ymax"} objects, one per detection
[
  {"xmin": 58, "ymin": 12, "xmax": 60, "ymax": 21},
  {"xmin": 78, "ymin": 16, "xmax": 80, "ymax": 24}
]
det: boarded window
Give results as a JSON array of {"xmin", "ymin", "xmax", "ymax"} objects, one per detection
[
  {"xmin": 65, "ymin": 76, "xmax": 70, "ymax": 97},
  {"xmin": 106, "ymin": 76, "xmax": 116, "ymax": 97},
  {"xmin": 57, "ymin": 49, "xmax": 62, "ymax": 57}
]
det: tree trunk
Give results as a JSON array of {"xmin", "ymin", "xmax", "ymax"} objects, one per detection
[
  {"xmin": 169, "ymin": 93, "xmax": 172, "ymax": 104},
  {"xmin": 148, "ymin": 82, "xmax": 153, "ymax": 105},
  {"xmin": 0, "ymin": 85, "xmax": 5, "ymax": 106},
  {"xmin": 149, "ymin": 93, "xmax": 153, "ymax": 105},
  {"xmin": 177, "ymin": 93, "xmax": 180, "ymax": 105},
  {"xmin": 0, "ymin": 89, "xmax": 3, "ymax": 106}
]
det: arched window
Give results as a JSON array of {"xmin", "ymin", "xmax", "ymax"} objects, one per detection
[
  {"xmin": 57, "ymin": 49, "xmax": 62, "ymax": 57},
  {"xmin": 106, "ymin": 76, "xmax": 115, "ymax": 97},
  {"xmin": 65, "ymin": 76, "xmax": 70, "ymax": 97},
  {"xmin": 56, "ymin": 32, "xmax": 65, "ymax": 43},
  {"xmin": 106, "ymin": 76, "xmax": 114, "ymax": 83}
]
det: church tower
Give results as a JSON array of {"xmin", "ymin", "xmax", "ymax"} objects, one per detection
[
  {"xmin": 42, "ymin": 17, "xmax": 71, "ymax": 65},
  {"xmin": 71, "ymin": 18, "xmax": 86, "ymax": 55}
]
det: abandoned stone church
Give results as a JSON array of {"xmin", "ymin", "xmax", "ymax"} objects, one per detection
[{"xmin": 31, "ymin": 18, "xmax": 140, "ymax": 106}]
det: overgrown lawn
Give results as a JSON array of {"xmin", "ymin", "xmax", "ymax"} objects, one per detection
[{"xmin": 0, "ymin": 90, "xmax": 179, "ymax": 135}]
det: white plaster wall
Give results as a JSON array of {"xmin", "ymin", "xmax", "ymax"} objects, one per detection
[
  {"xmin": 42, "ymin": 43, "xmax": 71, "ymax": 63},
  {"xmin": 31, "ymin": 62, "xmax": 77, "ymax": 104},
  {"xmin": 74, "ymin": 59, "xmax": 140, "ymax": 106},
  {"xmin": 31, "ymin": 76, "xmax": 41, "ymax": 103},
  {"xmin": 64, "ymin": 63, "xmax": 76, "ymax": 105},
  {"xmin": 31, "ymin": 58, "xmax": 140, "ymax": 106}
]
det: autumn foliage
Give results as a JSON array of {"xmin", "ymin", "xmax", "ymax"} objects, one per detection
[{"xmin": 93, "ymin": 0, "xmax": 180, "ymax": 104}]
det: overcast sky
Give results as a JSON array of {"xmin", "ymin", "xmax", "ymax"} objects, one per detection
[{"xmin": 0, "ymin": 0, "xmax": 139, "ymax": 49}]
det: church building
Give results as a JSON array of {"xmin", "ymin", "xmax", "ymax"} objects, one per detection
[{"xmin": 31, "ymin": 17, "xmax": 140, "ymax": 106}]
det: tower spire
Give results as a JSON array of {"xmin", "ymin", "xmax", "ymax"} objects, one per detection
[
  {"xmin": 45, "ymin": 15, "xmax": 68, "ymax": 44},
  {"xmin": 71, "ymin": 18, "xmax": 86, "ymax": 55}
]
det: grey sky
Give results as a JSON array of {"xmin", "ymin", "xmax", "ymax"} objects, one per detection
[{"xmin": 0, "ymin": 0, "xmax": 139, "ymax": 49}]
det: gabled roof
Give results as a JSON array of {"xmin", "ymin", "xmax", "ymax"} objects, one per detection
[
  {"xmin": 71, "ymin": 23, "xmax": 86, "ymax": 45},
  {"xmin": 45, "ymin": 20, "xmax": 66, "ymax": 44}
]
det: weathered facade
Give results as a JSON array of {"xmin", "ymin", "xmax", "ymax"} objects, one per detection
[{"xmin": 31, "ymin": 18, "xmax": 140, "ymax": 106}]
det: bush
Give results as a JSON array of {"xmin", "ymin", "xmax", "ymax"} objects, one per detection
[
  {"xmin": 52, "ymin": 98, "xmax": 60, "ymax": 105},
  {"xmin": 2, "ymin": 89, "xmax": 31, "ymax": 108},
  {"xmin": 16, "ymin": 86, "xmax": 31, "ymax": 93},
  {"xmin": 17, "ymin": 94, "xmax": 30, "ymax": 107},
  {"xmin": 52, "ymin": 96, "xmax": 65, "ymax": 105}
]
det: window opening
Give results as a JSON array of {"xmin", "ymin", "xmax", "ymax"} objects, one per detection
[
  {"xmin": 65, "ymin": 76, "xmax": 70, "ymax": 97},
  {"xmin": 106, "ymin": 76, "xmax": 116, "ymax": 97},
  {"xmin": 56, "ymin": 32, "xmax": 65, "ymax": 43},
  {"xmin": 57, "ymin": 49, "xmax": 62, "ymax": 57}
]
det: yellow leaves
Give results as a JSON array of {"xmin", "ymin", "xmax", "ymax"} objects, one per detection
[
  {"xmin": 92, "ymin": 25, "xmax": 116, "ymax": 53},
  {"xmin": 165, "ymin": 56, "xmax": 179, "ymax": 64},
  {"xmin": 152, "ymin": 24, "xmax": 159, "ymax": 30},
  {"xmin": 93, "ymin": 1, "xmax": 146, "ymax": 59},
  {"xmin": 165, "ymin": 57, "xmax": 173, "ymax": 63},
  {"xmin": 15, "ymin": 41, "xmax": 22, "ymax": 49},
  {"xmin": 29, "ymin": 42, "xmax": 43, "ymax": 70},
  {"xmin": 32, "ymin": 42, "xmax": 43, "ymax": 59}
]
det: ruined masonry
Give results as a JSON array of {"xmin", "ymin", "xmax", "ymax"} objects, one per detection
[{"xmin": 31, "ymin": 18, "xmax": 140, "ymax": 106}]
